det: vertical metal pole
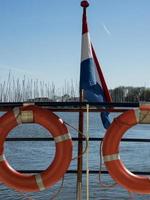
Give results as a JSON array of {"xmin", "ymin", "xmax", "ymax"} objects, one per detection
[
  {"xmin": 76, "ymin": 90, "xmax": 84, "ymax": 200},
  {"xmin": 86, "ymin": 104, "xmax": 89, "ymax": 200},
  {"xmin": 77, "ymin": 1, "xmax": 89, "ymax": 199}
]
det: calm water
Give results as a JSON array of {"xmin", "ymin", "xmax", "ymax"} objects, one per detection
[{"xmin": 0, "ymin": 112, "xmax": 150, "ymax": 199}]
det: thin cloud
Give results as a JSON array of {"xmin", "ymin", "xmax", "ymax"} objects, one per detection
[
  {"xmin": 0, "ymin": 65, "xmax": 38, "ymax": 77},
  {"xmin": 0, "ymin": 65, "xmax": 39, "ymax": 80},
  {"xmin": 0, "ymin": 65, "xmax": 52, "ymax": 83},
  {"xmin": 0, "ymin": 65, "xmax": 30, "ymax": 74},
  {"xmin": 102, "ymin": 23, "xmax": 111, "ymax": 36}
]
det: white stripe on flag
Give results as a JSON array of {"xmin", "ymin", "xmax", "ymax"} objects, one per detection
[{"xmin": 81, "ymin": 33, "xmax": 93, "ymax": 62}]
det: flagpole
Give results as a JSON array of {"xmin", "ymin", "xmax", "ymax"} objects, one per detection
[
  {"xmin": 77, "ymin": 1, "xmax": 89, "ymax": 199},
  {"xmin": 76, "ymin": 90, "xmax": 84, "ymax": 200}
]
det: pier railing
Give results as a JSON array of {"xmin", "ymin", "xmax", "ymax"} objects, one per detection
[
  {"xmin": 1, "ymin": 101, "xmax": 150, "ymax": 176},
  {"xmin": 6, "ymin": 137, "xmax": 150, "ymax": 176}
]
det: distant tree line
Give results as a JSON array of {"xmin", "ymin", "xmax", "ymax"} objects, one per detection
[{"xmin": 110, "ymin": 86, "xmax": 150, "ymax": 102}]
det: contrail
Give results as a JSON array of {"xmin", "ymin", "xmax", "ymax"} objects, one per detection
[{"xmin": 102, "ymin": 23, "xmax": 111, "ymax": 36}]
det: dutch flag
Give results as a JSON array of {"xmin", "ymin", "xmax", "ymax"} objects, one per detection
[{"xmin": 80, "ymin": 1, "xmax": 112, "ymax": 129}]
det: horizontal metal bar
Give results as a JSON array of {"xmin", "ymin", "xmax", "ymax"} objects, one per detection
[
  {"xmin": 16, "ymin": 169, "xmax": 150, "ymax": 175},
  {"xmin": 6, "ymin": 137, "xmax": 150, "ymax": 142},
  {"xmin": 0, "ymin": 101, "xmax": 140, "ymax": 109},
  {"xmin": 36, "ymin": 102, "xmax": 140, "ymax": 108},
  {"xmin": 47, "ymin": 108, "xmax": 129, "ymax": 112},
  {"xmin": 0, "ymin": 108, "xmax": 131, "ymax": 113}
]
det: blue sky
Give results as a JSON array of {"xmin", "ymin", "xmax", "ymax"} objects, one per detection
[{"xmin": 0, "ymin": 0, "xmax": 150, "ymax": 89}]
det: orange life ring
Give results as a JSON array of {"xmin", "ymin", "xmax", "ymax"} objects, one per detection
[
  {"xmin": 0, "ymin": 105, "xmax": 72, "ymax": 192},
  {"xmin": 102, "ymin": 105, "xmax": 150, "ymax": 194}
]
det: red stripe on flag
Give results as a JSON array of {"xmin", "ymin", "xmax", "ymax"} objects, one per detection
[{"xmin": 91, "ymin": 44, "xmax": 112, "ymax": 103}]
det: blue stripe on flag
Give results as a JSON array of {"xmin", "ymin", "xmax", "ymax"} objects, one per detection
[
  {"xmin": 80, "ymin": 58, "xmax": 105, "ymax": 101},
  {"xmin": 80, "ymin": 58, "xmax": 111, "ymax": 129},
  {"xmin": 80, "ymin": 58, "xmax": 96, "ymax": 89}
]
